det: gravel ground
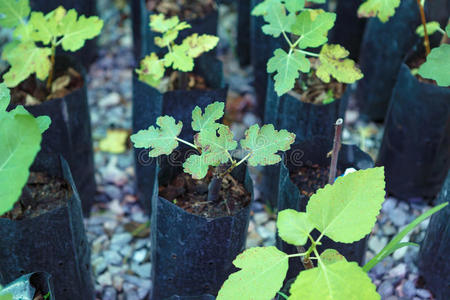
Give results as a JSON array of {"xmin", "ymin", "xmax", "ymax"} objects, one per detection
[{"xmin": 0, "ymin": 1, "xmax": 435, "ymax": 299}]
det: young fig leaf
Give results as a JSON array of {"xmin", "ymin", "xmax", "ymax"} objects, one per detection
[
  {"xmin": 154, "ymin": 21, "xmax": 190, "ymax": 48},
  {"xmin": 415, "ymin": 21, "xmax": 441, "ymax": 37},
  {"xmin": 319, "ymin": 249, "xmax": 346, "ymax": 265},
  {"xmin": 182, "ymin": 33, "xmax": 219, "ymax": 58},
  {"xmin": 2, "ymin": 42, "xmax": 51, "ymax": 87},
  {"xmin": 0, "ymin": 0, "xmax": 30, "ymax": 28},
  {"xmin": 417, "ymin": 44, "xmax": 450, "ymax": 87},
  {"xmin": 29, "ymin": 11, "xmax": 53, "ymax": 44},
  {"xmin": 446, "ymin": 24, "xmax": 450, "ymax": 36},
  {"xmin": 358, "ymin": 0, "xmax": 400, "ymax": 23},
  {"xmin": 291, "ymin": 10, "xmax": 336, "ymax": 49},
  {"xmin": 284, "ymin": 0, "xmax": 305, "ymax": 13},
  {"xmin": 267, "ymin": 48, "xmax": 310, "ymax": 96},
  {"xmin": 196, "ymin": 126, "xmax": 237, "ymax": 166},
  {"xmin": 0, "ymin": 83, "xmax": 10, "ymax": 112},
  {"xmin": 240, "ymin": 124, "xmax": 295, "ymax": 167},
  {"xmin": 217, "ymin": 247, "xmax": 289, "ymax": 300},
  {"xmin": 183, "ymin": 153, "xmax": 210, "ymax": 179},
  {"xmin": 316, "ymin": 44, "xmax": 363, "ymax": 84},
  {"xmin": 58, "ymin": 9, "xmax": 104, "ymax": 52},
  {"xmin": 136, "ymin": 52, "xmax": 165, "ymax": 87},
  {"xmin": 277, "ymin": 209, "xmax": 313, "ymax": 246},
  {"xmin": 130, "ymin": 116, "xmax": 182, "ymax": 157},
  {"xmin": 191, "ymin": 102, "xmax": 224, "ymax": 132},
  {"xmin": 163, "ymin": 43, "xmax": 194, "ymax": 71},
  {"xmin": 251, "ymin": 0, "xmax": 278, "ymax": 17},
  {"xmin": 306, "ymin": 167, "xmax": 385, "ymax": 244},
  {"xmin": 289, "ymin": 260, "xmax": 379, "ymax": 300},
  {"xmin": 150, "ymin": 13, "xmax": 180, "ymax": 33},
  {"xmin": 261, "ymin": 1, "xmax": 296, "ymax": 37}
]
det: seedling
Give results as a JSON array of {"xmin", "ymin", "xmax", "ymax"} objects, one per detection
[
  {"xmin": 136, "ymin": 13, "xmax": 219, "ymax": 89},
  {"xmin": 130, "ymin": 101, "xmax": 295, "ymax": 203},
  {"xmin": 0, "ymin": 0, "xmax": 103, "ymax": 89},
  {"xmin": 358, "ymin": 0, "xmax": 450, "ymax": 86},
  {"xmin": 0, "ymin": 83, "xmax": 50, "ymax": 216},
  {"xmin": 252, "ymin": 0, "xmax": 363, "ymax": 96},
  {"xmin": 217, "ymin": 166, "xmax": 448, "ymax": 300}
]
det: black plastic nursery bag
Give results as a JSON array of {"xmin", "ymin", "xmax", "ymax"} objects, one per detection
[{"xmin": 0, "ymin": 272, "xmax": 54, "ymax": 300}]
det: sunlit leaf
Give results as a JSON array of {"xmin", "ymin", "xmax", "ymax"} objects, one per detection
[
  {"xmin": 277, "ymin": 209, "xmax": 313, "ymax": 246},
  {"xmin": 415, "ymin": 21, "xmax": 442, "ymax": 37},
  {"xmin": 183, "ymin": 153, "xmax": 209, "ymax": 179},
  {"xmin": 261, "ymin": 1, "xmax": 296, "ymax": 37},
  {"xmin": 358, "ymin": 0, "xmax": 400, "ymax": 23},
  {"xmin": 99, "ymin": 129, "xmax": 130, "ymax": 154},
  {"xmin": 163, "ymin": 43, "xmax": 194, "ymax": 72},
  {"xmin": 136, "ymin": 52, "xmax": 165, "ymax": 87},
  {"xmin": 196, "ymin": 125, "xmax": 237, "ymax": 166},
  {"xmin": 291, "ymin": 10, "xmax": 336, "ymax": 49},
  {"xmin": 0, "ymin": 0, "xmax": 30, "ymax": 28},
  {"xmin": 182, "ymin": 33, "xmax": 219, "ymax": 58},
  {"xmin": 417, "ymin": 44, "xmax": 450, "ymax": 87},
  {"xmin": 150, "ymin": 13, "xmax": 180, "ymax": 33},
  {"xmin": 191, "ymin": 102, "xmax": 224, "ymax": 132}
]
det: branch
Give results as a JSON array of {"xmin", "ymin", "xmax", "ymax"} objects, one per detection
[
  {"xmin": 417, "ymin": 0, "xmax": 431, "ymax": 56},
  {"xmin": 328, "ymin": 118, "xmax": 343, "ymax": 185}
]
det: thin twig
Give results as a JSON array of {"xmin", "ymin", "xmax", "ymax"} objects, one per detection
[
  {"xmin": 328, "ymin": 118, "xmax": 343, "ymax": 185},
  {"xmin": 46, "ymin": 42, "xmax": 56, "ymax": 91},
  {"xmin": 296, "ymin": 246, "xmax": 314, "ymax": 269},
  {"xmin": 417, "ymin": 0, "xmax": 431, "ymax": 56}
]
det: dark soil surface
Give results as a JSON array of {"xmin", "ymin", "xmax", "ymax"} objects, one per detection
[
  {"xmin": 406, "ymin": 55, "xmax": 437, "ymax": 85},
  {"xmin": 1, "ymin": 172, "xmax": 71, "ymax": 220},
  {"xmin": 10, "ymin": 67, "xmax": 83, "ymax": 105},
  {"xmin": 291, "ymin": 60, "xmax": 346, "ymax": 105},
  {"xmin": 168, "ymin": 71, "xmax": 210, "ymax": 91},
  {"xmin": 159, "ymin": 171, "xmax": 251, "ymax": 218},
  {"xmin": 147, "ymin": 0, "xmax": 216, "ymax": 20},
  {"xmin": 290, "ymin": 164, "xmax": 342, "ymax": 197}
]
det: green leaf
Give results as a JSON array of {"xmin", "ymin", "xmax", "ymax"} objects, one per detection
[
  {"xmin": 163, "ymin": 43, "xmax": 194, "ymax": 72},
  {"xmin": 0, "ymin": 293, "xmax": 13, "ymax": 300},
  {"xmin": 291, "ymin": 10, "xmax": 336, "ymax": 49},
  {"xmin": 0, "ymin": 113, "xmax": 42, "ymax": 215},
  {"xmin": 130, "ymin": 116, "xmax": 182, "ymax": 157},
  {"xmin": 182, "ymin": 33, "xmax": 219, "ymax": 58},
  {"xmin": 217, "ymin": 246, "xmax": 289, "ymax": 300},
  {"xmin": 0, "ymin": 0, "xmax": 30, "ymax": 28},
  {"xmin": 307, "ymin": 167, "xmax": 385, "ymax": 243},
  {"xmin": 136, "ymin": 52, "xmax": 165, "ymax": 87},
  {"xmin": 308, "ymin": 0, "xmax": 326, "ymax": 3},
  {"xmin": 320, "ymin": 249, "xmax": 346, "ymax": 265},
  {"xmin": 277, "ymin": 209, "xmax": 313, "ymax": 246},
  {"xmin": 150, "ymin": 13, "xmax": 180, "ymax": 33},
  {"xmin": 267, "ymin": 48, "xmax": 310, "ymax": 96},
  {"xmin": 154, "ymin": 21, "xmax": 191, "ymax": 48},
  {"xmin": 191, "ymin": 102, "xmax": 224, "ymax": 132},
  {"xmin": 59, "ymin": 9, "xmax": 104, "ymax": 52},
  {"xmin": 2, "ymin": 42, "xmax": 52, "ymax": 87},
  {"xmin": 29, "ymin": 11, "xmax": 53, "ymax": 44},
  {"xmin": 316, "ymin": 44, "xmax": 363, "ymax": 84},
  {"xmin": 415, "ymin": 21, "xmax": 441, "ymax": 37},
  {"xmin": 240, "ymin": 124, "xmax": 296, "ymax": 167},
  {"xmin": 284, "ymin": 0, "xmax": 305, "ymax": 13},
  {"xmin": 251, "ymin": 0, "xmax": 278, "ymax": 16},
  {"xmin": 417, "ymin": 44, "xmax": 450, "ymax": 87},
  {"xmin": 196, "ymin": 126, "xmax": 237, "ymax": 166},
  {"xmin": 8, "ymin": 105, "xmax": 50, "ymax": 134},
  {"xmin": 261, "ymin": 1, "xmax": 296, "ymax": 37},
  {"xmin": 357, "ymin": 0, "xmax": 400, "ymax": 23},
  {"xmin": 289, "ymin": 260, "xmax": 379, "ymax": 300},
  {"xmin": 183, "ymin": 153, "xmax": 210, "ymax": 179},
  {"xmin": 0, "ymin": 83, "xmax": 10, "ymax": 112},
  {"xmin": 446, "ymin": 24, "xmax": 450, "ymax": 36},
  {"xmin": 363, "ymin": 202, "xmax": 448, "ymax": 272}
]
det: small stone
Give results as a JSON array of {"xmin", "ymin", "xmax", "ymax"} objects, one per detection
[
  {"xmin": 113, "ymin": 275, "xmax": 124, "ymax": 292},
  {"xmin": 134, "ymin": 239, "xmax": 150, "ymax": 250},
  {"xmin": 97, "ymin": 272, "xmax": 112, "ymax": 287},
  {"xmin": 103, "ymin": 286, "xmax": 117, "ymax": 300},
  {"xmin": 119, "ymin": 245, "xmax": 133, "ymax": 257},
  {"xmin": 265, "ymin": 220, "xmax": 276, "ymax": 233},
  {"xmin": 390, "ymin": 208, "xmax": 408, "ymax": 227},
  {"xmin": 124, "ymin": 289, "xmax": 140, "ymax": 300},
  {"xmin": 92, "ymin": 235, "xmax": 108, "ymax": 253},
  {"xmin": 385, "ymin": 296, "xmax": 398, "ymax": 300},
  {"xmin": 104, "ymin": 184, "xmax": 122, "ymax": 200},
  {"xmin": 104, "ymin": 220, "xmax": 118, "ymax": 235},
  {"xmin": 137, "ymin": 286, "xmax": 151, "ymax": 299},
  {"xmin": 388, "ymin": 263, "xmax": 407, "ymax": 278},
  {"xmin": 377, "ymin": 281, "xmax": 394, "ymax": 298},
  {"xmin": 383, "ymin": 223, "xmax": 397, "ymax": 236},
  {"xmin": 253, "ymin": 212, "xmax": 269, "ymax": 225},
  {"xmin": 100, "ymin": 92, "xmax": 121, "ymax": 108},
  {"xmin": 131, "ymin": 263, "xmax": 151, "ymax": 278},
  {"xmin": 246, "ymin": 231, "xmax": 263, "ymax": 248},
  {"xmin": 368, "ymin": 236, "xmax": 388, "ymax": 253},
  {"xmin": 133, "ymin": 249, "xmax": 148, "ymax": 263},
  {"xmin": 123, "ymin": 275, "xmax": 152, "ymax": 290},
  {"xmin": 104, "ymin": 250, "xmax": 123, "ymax": 265},
  {"xmin": 256, "ymin": 226, "xmax": 273, "ymax": 240},
  {"xmin": 383, "ymin": 197, "xmax": 397, "ymax": 213},
  {"xmin": 92, "ymin": 256, "xmax": 107, "ymax": 276},
  {"xmin": 403, "ymin": 280, "xmax": 417, "ymax": 298},
  {"xmin": 415, "ymin": 289, "xmax": 431, "ymax": 298},
  {"xmin": 111, "ymin": 232, "xmax": 133, "ymax": 246}
]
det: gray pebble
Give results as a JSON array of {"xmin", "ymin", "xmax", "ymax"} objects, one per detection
[
  {"xmin": 104, "ymin": 250, "xmax": 123, "ymax": 265},
  {"xmin": 103, "ymin": 286, "xmax": 117, "ymax": 300},
  {"xmin": 377, "ymin": 281, "xmax": 394, "ymax": 298},
  {"xmin": 111, "ymin": 232, "xmax": 133, "ymax": 246},
  {"xmin": 403, "ymin": 280, "xmax": 417, "ymax": 298},
  {"xmin": 131, "ymin": 263, "xmax": 152, "ymax": 278}
]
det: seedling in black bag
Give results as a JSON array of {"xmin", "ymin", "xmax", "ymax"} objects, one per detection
[{"xmin": 131, "ymin": 101, "xmax": 296, "ymax": 204}]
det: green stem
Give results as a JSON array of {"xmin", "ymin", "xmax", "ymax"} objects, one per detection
[
  {"xmin": 46, "ymin": 40, "xmax": 57, "ymax": 91},
  {"xmin": 282, "ymin": 31, "xmax": 294, "ymax": 48},
  {"xmin": 295, "ymin": 49, "xmax": 320, "ymax": 57},
  {"xmin": 176, "ymin": 137, "xmax": 200, "ymax": 151},
  {"xmin": 291, "ymin": 36, "xmax": 303, "ymax": 49}
]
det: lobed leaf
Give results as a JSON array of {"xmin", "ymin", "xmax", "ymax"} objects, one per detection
[
  {"xmin": 8, "ymin": 105, "xmax": 50, "ymax": 134},
  {"xmin": 251, "ymin": 0, "xmax": 279, "ymax": 16},
  {"xmin": 291, "ymin": 10, "xmax": 336, "ymax": 49},
  {"xmin": 261, "ymin": 1, "xmax": 296, "ymax": 37},
  {"xmin": 0, "ymin": 83, "xmax": 10, "ymax": 112},
  {"xmin": 357, "ymin": 0, "xmax": 400, "ymax": 23},
  {"xmin": 306, "ymin": 167, "xmax": 385, "ymax": 244},
  {"xmin": 29, "ymin": 11, "xmax": 53, "ymax": 44},
  {"xmin": 2, "ymin": 42, "xmax": 52, "ymax": 87},
  {"xmin": 415, "ymin": 21, "xmax": 441, "ymax": 37},
  {"xmin": 59, "ymin": 9, "xmax": 104, "ymax": 52},
  {"xmin": 183, "ymin": 153, "xmax": 210, "ymax": 179},
  {"xmin": 196, "ymin": 126, "xmax": 237, "ymax": 165},
  {"xmin": 217, "ymin": 246, "xmax": 289, "ymax": 300},
  {"xmin": 164, "ymin": 43, "xmax": 194, "ymax": 72},
  {"xmin": 182, "ymin": 33, "xmax": 219, "ymax": 58},
  {"xmin": 446, "ymin": 24, "xmax": 450, "ymax": 36},
  {"xmin": 267, "ymin": 48, "xmax": 310, "ymax": 96},
  {"xmin": 0, "ymin": 0, "xmax": 30, "ymax": 28},
  {"xmin": 191, "ymin": 102, "xmax": 224, "ymax": 132},
  {"xmin": 316, "ymin": 44, "xmax": 363, "ymax": 84},
  {"xmin": 277, "ymin": 209, "xmax": 313, "ymax": 246},
  {"xmin": 240, "ymin": 124, "xmax": 295, "ymax": 167},
  {"xmin": 284, "ymin": 0, "xmax": 305, "ymax": 13},
  {"xmin": 154, "ymin": 21, "xmax": 191, "ymax": 48},
  {"xmin": 417, "ymin": 44, "xmax": 450, "ymax": 87},
  {"xmin": 320, "ymin": 249, "xmax": 346, "ymax": 265},
  {"xmin": 130, "ymin": 116, "xmax": 182, "ymax": 157},
  {"xmin": 136, "ymin": 52, "xmax": 165, "ymax": 87},
  {"xmin": 150, "ymin": 13, "xmax": 180, "ymax": 33},
  {"xmin": 289, "ymin": 259, "xmax": 379, "ymax": 299}
]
